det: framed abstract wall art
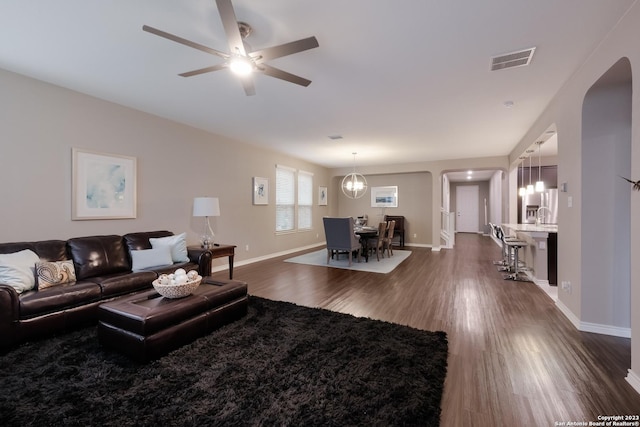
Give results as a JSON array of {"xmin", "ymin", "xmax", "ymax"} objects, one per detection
[
  {"xmin": 318, "ymin": 186, "xmax": 327, "ymax": 205},
  {"xmin": 72, "ymin": 148, "xmax": 137, "ymax": 220},
  {"xmin": 253, "ymin": 176, "xmax": 269, "ymax": 205},
  {"xmin": 371, "ymin": 186, "xmax": 398, "ymax": 208}
]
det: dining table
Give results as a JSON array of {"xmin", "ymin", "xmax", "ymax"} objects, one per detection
[{"xmin": 355, "ymin": 226, "xmax": 379, "ymax": 262}]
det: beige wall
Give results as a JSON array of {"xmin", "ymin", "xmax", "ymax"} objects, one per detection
[
  {"xmin": 0, "ymin": 68, "xmax": 333, "ymax": 270},
  {"xmin": 0, "ymin": 66, "xmax": 507, "ymax": 260},
  {"xmin": 335, "ymin": 172, "xmax": 432, "ymax": 245}
]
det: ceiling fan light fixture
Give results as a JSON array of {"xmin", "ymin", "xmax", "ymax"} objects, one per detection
[
  {"xmin": 143, "ymin": 0, "xmax": 318, "ymax": 95},
  {"xmin": 229, "ymin": 55, "xmax": 253, "ymax": 76}
]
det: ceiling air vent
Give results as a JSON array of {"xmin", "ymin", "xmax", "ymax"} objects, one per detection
[{"xmin": 491, "ymin": 47, "xmax": 536, "ymax": 71}]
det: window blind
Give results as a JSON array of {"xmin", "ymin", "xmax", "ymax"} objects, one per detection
[
  {"xmin": 276, "ymin": 165, "xmax": 295, "ymax": 232},
  {"xmin": 298, "ymin": 170, "xmax": 313, "ymax": 230}
]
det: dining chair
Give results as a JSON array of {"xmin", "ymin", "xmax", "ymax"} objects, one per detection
[
  {"xmin": 368, "ymin": 222, "xmax": 388, "ymax": 261},
  {"xmin": 383, "ymin": 220, "xmax": 396, "ymax": 257},
  {"xmin": 322, "ymin": 217, "xmax": 361, "ymax": 266}
]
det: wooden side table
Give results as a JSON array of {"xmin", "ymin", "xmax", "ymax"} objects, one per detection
[{"xmin": 187, "ymin": 244, "xmax": 236, "ymax": 279}]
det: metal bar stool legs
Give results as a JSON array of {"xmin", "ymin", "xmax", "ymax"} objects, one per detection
[{"xmin": 503, "ymin": 240, "xmax": 529, "ymax": 281}]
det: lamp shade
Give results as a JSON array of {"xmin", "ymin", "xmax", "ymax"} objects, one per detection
[{"xmin": 193, "ymin": 197, "xmax": 220, "ymax": 217}]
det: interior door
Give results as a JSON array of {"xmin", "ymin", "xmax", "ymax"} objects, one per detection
[{"xmin": 456, "ymin": 185, "xmax": 479, "ymax": 233}]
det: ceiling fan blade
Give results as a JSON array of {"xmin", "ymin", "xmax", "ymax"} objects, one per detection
[
  {"xmin": 215, "ymin": 0, "xmax": 247, "ymax": 56},
  {"xmin": 251, "ymin": 37, "xmax": 319, "ymax": 63},
  {"xmin": 259, "ymin": 64, "xmax": 312, "ymax": 87},
  {"xmin": 179, "ymin": 64, "xmax": 227, "ymax": 77},
  {"xmin": 240, "ymin": 76, "xmax": 256, "ymax": 96},
  {"xmin": 143, "ymin": 25, "xmax": 228, "ymax": 59}
]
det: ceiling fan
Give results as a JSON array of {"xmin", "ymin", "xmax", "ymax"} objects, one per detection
[{"xmin": 143, "ymin": 0, "xmax": 319, "ymax": 96}]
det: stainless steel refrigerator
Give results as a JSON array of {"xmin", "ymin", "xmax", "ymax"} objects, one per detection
[{"xmin": 521, "ymin": 188, "xmax": 558, "ymax": 224}]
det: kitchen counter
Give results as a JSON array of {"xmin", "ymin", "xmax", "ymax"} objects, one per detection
[
  {"xmin": 502, "ymin": 223, "xmax": 558, "ymax": 285},
  {"xmin": 502, "ymin": 223, "xmax": 558, "ymax": 234}
]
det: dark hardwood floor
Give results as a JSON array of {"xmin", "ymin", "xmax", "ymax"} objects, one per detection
[{"xmin": 211, "ymin": 233, "xmax": 640, "ymax": 426}]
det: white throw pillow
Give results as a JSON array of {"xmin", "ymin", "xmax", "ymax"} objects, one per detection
[
  {"xmin": 149, "ymin": 233, "xmax": 189, "ymax": 263},
  {"xmin": 130, "ymin": 246, "xmax": 173, "ymax": 271},
  {"xmin": 0, "ymin": 249, "xmax": 40, "ymax": 294}
]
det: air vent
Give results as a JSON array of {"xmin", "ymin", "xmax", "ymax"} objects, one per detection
[{"xmin": 491, "ymin": 47, "xmax": 536, "ymax": 71}]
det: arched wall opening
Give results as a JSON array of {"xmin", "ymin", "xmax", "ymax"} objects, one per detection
[{"xmin": 580, "ymin": 57, "xmax": 632, "ymax": 335}]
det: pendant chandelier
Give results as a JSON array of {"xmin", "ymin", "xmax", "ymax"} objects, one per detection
[
  {"xmin": 535, "ymin": 141, "xmax": 545, "ymax": 192},
  {"xmin": 526, "ymin": 150, "xmax": 535, "ymax": 194},
  {"xmin": 518, "ymin": 157, "xmax": 526, "ymax": 197},
  {"xmin": 341, "ymin": 152, "xmax": 368, "ymax": 199}
]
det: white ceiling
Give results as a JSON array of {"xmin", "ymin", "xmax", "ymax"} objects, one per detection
[{"xmin": 0, "ymin": 0, "xmax": 634, "ymax": 168}]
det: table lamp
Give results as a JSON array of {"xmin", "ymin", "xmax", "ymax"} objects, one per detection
[{"xmin": 193, "ymin": 197, "xmax": 220, "ymax": 249}]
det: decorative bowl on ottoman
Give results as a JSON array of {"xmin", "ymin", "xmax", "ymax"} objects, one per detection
[{"xmin": 152, "ymin": 269, "xmax": 202, "ymax": 298}]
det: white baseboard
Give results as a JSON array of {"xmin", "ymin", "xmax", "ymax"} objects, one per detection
[
  {"xmin": 533, "ymin": 278, "xmax": 550, "ymax": 286},
  {"xmin": 554, "ymin": 299, "xmax": 631, "ymax": 338},
  {"xmin": 405, "ymin": 243, "xmax": 433, "ymax": 248},
  {"xmin": 579, "ymin": 321, "xmax": 631, "ymax": 338},
  {"xmin": 555, "ymin": 299, "xmax": 581, "ymax": 330},
  {"xmin": 626, "ymin": 369, "xmax": 640, "ymax": 395}
]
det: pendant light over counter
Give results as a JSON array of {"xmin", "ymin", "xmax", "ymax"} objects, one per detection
[
  {"xmin": 526, "ymin": 149, "xmax": 535, "ymax": 194},
  {"xmin": 535, "ymin": 141, "xmax": 545, "ymax": 192},
  {"xmin": 518, "ymin": 157, "xmax": 527, "ymax": 197}
]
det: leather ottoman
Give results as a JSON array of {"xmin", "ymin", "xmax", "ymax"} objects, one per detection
[{"xmin": 97, "ymin": 278, "xmax": 248, "ymax": 362}]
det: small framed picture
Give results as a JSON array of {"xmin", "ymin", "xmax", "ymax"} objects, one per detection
[
  {"xmin": 253, "ymin": 177, "xmax": 268, "ymax": 205},
  {"xmin": 318, "ymin": 186, "xmax": 328, "ymax": 206}
]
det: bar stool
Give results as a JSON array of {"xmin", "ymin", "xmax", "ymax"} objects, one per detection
[
  {"xmin": 503, "ymin": 239, "xmax": 529, "ymax": 281},
  {"xmin": 493, "ymin": 225, "xmax": 520, "ymax": 271}
]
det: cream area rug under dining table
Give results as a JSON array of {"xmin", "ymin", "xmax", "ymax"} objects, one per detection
[{"xmin": 285, "ymin": 249, "xmax": 412, "ymax": 274}]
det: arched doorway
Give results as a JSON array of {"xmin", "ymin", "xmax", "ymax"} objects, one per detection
[{"xmin": 581, "ymin": 57, "xmax": 632, "ymax": 336}]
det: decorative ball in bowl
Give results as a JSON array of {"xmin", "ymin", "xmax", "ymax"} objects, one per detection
[{"xmin": 152, "ymin": 269, "xmax": 202, "ymax": 299}]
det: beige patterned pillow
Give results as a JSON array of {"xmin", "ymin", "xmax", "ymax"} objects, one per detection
[{"xmin": 35, "ymin": 260, "xmax": 77, "ymax": 290}]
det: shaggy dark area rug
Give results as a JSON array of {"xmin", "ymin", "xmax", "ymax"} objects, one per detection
[{"xmin": 0, "ymin": 296, "xmax": 448, "ymax": 426}]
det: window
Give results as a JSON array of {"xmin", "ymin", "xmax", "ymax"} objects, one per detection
[
  {"xmin": 275, "ymin": 165, "xmax": 314, "ymax": 232},
  {"xmin": 276, "ymin": 165, "xmax": 295, "ymax": 232},
  {"xmin": 298, "ymin": 170, "xmax": 313, "ymax": 230}
]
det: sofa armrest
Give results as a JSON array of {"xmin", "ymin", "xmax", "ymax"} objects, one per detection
[
  {"xmin": 0, "ymin": 284, "xmax": 20, "ymax": 351},
  {"xmin": 187, "ymin": 247, "xmax": 212, "ymax": 277}
]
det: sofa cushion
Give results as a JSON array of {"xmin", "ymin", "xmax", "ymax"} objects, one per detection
[
  {"xmin": 0, "ymin": 240, "xmax": 67, "ymax": 262},
  {"xmin": 0, "ymin": 249, "xmax": 40, "ymax": 294},
  {"xmin": 35, "ymin": 260, "xmax": 77, "ymax": 290},
  {"xmin": 149, "ymin": 233, "xmax": 189, "ymax": 263},
  {"xmin": 68, "ymin": 235, "xmax": 130, "ymax": 280},
  {"xmin": 130, "ymin": 247, "xmax": 173, "ymax": 271},
  {"xmin": 123, "ymin": 231, "xmax": 173, "ymax": 252},
  {"xmin": 89, "ymin": 271, "xmax": 158, "ymax": 298},
  {"xmin": 19, "ymin": 281, "xmax": 102, "ymax": 319}
]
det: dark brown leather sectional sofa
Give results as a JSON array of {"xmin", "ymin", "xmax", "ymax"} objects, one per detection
[{"xmin": 0, "ymin": 231, "xmax": 213, "ymax": 352}]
